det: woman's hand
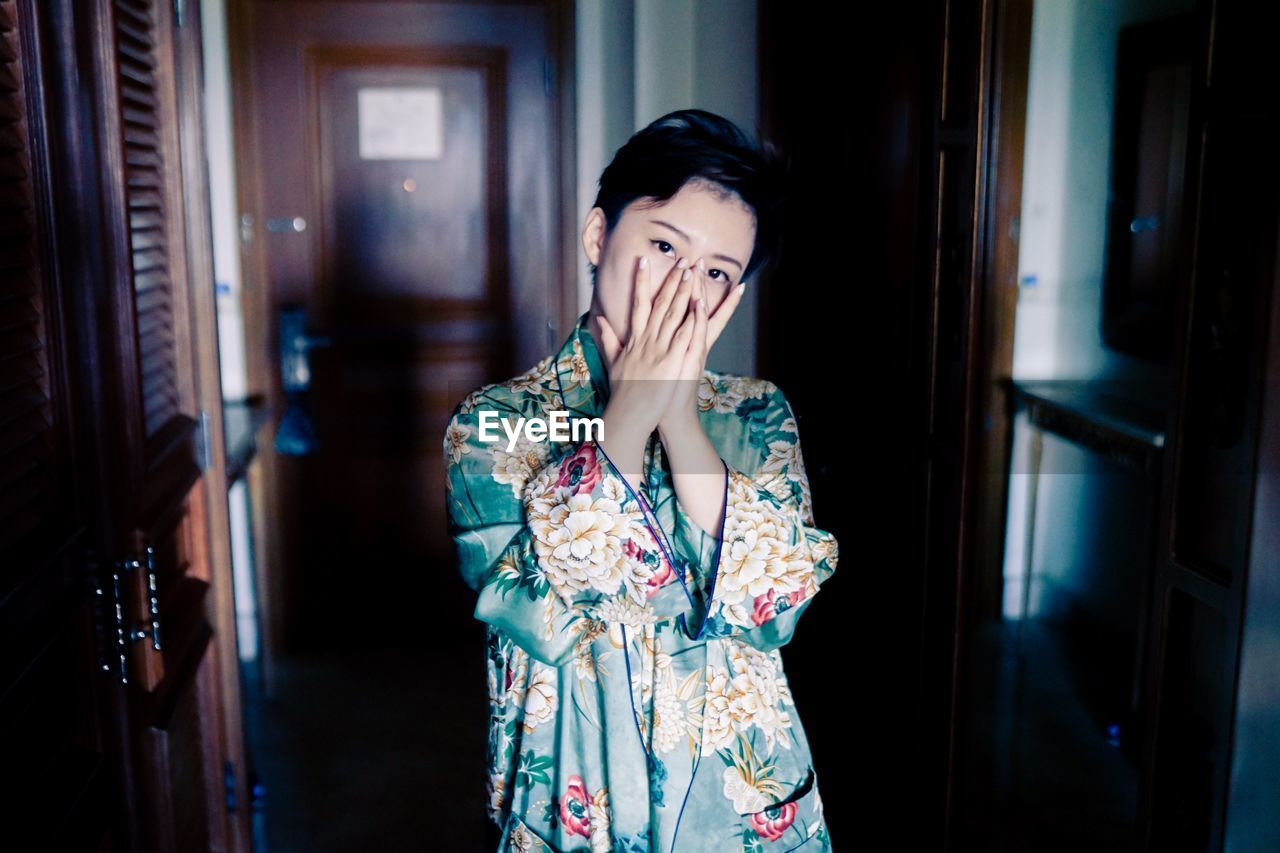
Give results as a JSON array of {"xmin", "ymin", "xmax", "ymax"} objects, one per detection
[
  {"xmin": 654, "ymin": 258, "xmax": 745, "ymax": 538},
  {"xmin": 658, "ymin": 257, "xmax": 746, "ymax": 430},
  {"xmin": 594, "ymin": 254, "xmax": 699, "ymax": 483}
]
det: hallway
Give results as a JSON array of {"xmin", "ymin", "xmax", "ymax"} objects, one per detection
[
  {"xmin": 7, "ymin": 0, "xmax": 1280, "ymax": 848},
  {"xmin": 242, "ymin": 640, "xmax": 490, "ymax": 851},
  {"xmin": 956, "ymin": 618, "xmax": 1140, "ymax": 852}
]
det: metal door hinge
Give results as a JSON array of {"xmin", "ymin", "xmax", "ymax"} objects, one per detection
[{"xmin": 90, "ymin": 545, "xmax": 163, "ymax": 685}]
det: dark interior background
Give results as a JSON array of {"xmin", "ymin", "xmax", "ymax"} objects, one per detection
[{"xmin": 759, "ymin": 3, "xmax": 950, "ymax": 846}]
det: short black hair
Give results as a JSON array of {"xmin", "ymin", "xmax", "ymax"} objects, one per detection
[{"xmin": 587, "ymin": 108, "xmax": 790, "ymax": 287}]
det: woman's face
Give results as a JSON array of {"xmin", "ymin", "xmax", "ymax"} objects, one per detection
[{"xmin": 583, "ymin": 178, "xmax": 756, "ymax": 346}]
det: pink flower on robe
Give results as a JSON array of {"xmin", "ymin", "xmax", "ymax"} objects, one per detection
[
  {"xmin": 560, "ymin": 774, "xmax": 593, "ymax": 838},
  {"xmin": 556, "ymin": 445, "xmax": 602, "ymax": 495},
  {"xmin": 749, "ymin": 800, "xmax": 798, "ymax": 840},
  {"xmin": 624, "ymin": 538, "xmax": 675, "ymax": 596},
  {"xmin": 751, "ymin": 589, "xmax": 806, "ymax": 626}
]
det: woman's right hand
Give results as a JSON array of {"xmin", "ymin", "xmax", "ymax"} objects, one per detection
[{"xmin": 594, "ymin": 254, "xmax": 699, "ymax": 481}]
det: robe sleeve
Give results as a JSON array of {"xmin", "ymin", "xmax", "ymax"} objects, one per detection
[
  {"xmin": 666, "ymin": 384, "xmax": 839, "ymax": 652},
  {"xmin": 444, "ymin": 401, "xmax": 695, "ymax": 668}
]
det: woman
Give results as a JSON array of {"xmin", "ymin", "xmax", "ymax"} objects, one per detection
[{"xmin": 444, "ymin": 109, "xmax": 839, "ymax": 852}]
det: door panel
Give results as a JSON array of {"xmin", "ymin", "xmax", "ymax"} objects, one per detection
[
  {"xmin": 1140, "ymin": 55, "xmax": 1280, "ymax": 849},
  {"xmin": 6, "ymin": 0, "xmax": 247, "ymax": 847},
  {"xmin": 139, "ymin": 627, "xmax": 221, "ymax": 853},
  {"xmin": 316, "ymin": 51, "xmax": 506, "ymax": 308},
  {"xmin": 883, "ymin": 1, "xmax": 1280, "ymax": 849}
]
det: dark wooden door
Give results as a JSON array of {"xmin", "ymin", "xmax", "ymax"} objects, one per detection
[
  {"xmin": 99, "ymin": 0, "xmax": 241, "ymax": 847},
  {"xmin": 920, "ymin": 1, "xmax": 1278, "ymax": 850},
  {"xmin": 4, "ymin": 0, "xmax": 250, "ymax": 849},
  {"xmin": 235, "ymin": 0, "xmax": 572, "ymax": 652},
  {"xmin": 757, "ymin": 0, "xmax": 1280, "ymax": 848},
  {"xmin": 1136, "ymin": 3, "xmax": 1280, "ymax": 849},
  {"xmin": 1, "ymin": 0, "xmax": 118, "ymax": 846}
]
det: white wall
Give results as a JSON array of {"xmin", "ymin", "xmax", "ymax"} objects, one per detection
[
  {"xmin": 202, "ymin": 0, "xmax": 248, "ymax": 401},
  {"xmin": 1004, "ymin": 0, "xmax": 1191, "ymax": 624},
  {"xmin": 576, "ymin": 0, "xmax": 760, "ymax": 376},
  {"xmin": 1014, "ymin": 0, "xmax": 1192, "ymax": 383},
  {"xmin": 203, "ymin": 0, "xmax": 258, "ymax": 660}
]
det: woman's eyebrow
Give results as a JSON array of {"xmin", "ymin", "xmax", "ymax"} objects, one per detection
[{"xmin": 650, "ymin": 219, "xmax": 744, "ymax": 273}]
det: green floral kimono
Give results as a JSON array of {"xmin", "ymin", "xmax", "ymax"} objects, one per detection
[{"xmin": 443, "ymin": 312, "xmax": 839, "ymax": 852}]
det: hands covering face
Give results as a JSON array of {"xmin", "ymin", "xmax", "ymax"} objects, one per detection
[{"xmin": 595, "ymin": 254, "xmax": 745, "ymax": 432}]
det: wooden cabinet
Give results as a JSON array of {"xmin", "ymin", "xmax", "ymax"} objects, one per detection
[{"xmin": 1, "ymin": 1, "xmax": 249, "ymax": 849}]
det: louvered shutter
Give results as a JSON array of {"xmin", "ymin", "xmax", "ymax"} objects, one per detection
[{"xmin": 114, "ymin": 0, "xmax": 193, "ymax": 448}]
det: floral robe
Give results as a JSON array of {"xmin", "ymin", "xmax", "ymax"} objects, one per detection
[{"xmin": 443, "ymin": 312, "xmax": 839, "ymax": 852}]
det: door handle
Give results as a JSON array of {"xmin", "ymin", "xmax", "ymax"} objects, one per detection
[
  {"xmin": 266, "ymin": 216, "xmax": 307, "ymax": 233},
  {"xmin": 275, "ymin": 304, "xmax": 328, "ymax": 455},
  {"xmin": 278, "ymin": 304, "xmax": 331, "ymax": 393}
]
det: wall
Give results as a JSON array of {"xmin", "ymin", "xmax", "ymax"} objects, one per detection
[
  {"xmin": 1003, "ymin": 0, "xmax": 1193, "ymax": 635},
  {"xmin": 202, "ymin": 0, "xmax": 260, "ymax": 659},
  {"xmin": 1013, "ymin": 0, "xmax": 1191, "ymax": 382}
]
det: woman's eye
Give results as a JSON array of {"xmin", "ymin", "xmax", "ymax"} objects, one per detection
[{"xmin": 651, "ymin": 240, "xmax": 731, "ymax": 284}]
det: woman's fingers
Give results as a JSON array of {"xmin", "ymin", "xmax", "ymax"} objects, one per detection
[
  {"xmin": 690, "ymin": 268, "xmax": 710, "ymax": 372},
  {"xmin": 673, "ymin": 293, "xmax": 698, "ymax": 353},
  {"xmin": 655, "ymin": 264, "xmax": 695, "ymax": 347},
  {"xmin": 672, "ymin": 264, "xmax": 704, "ymax": 345},
  {"xmin": 695, "ymin": 270, "xmax": 709, "ymax": 350},
  {"xmin": 646, "ymin": 257, "xmax": 689, "ymax": 344}
]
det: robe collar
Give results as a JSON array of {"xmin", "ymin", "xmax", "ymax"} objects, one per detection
[{"xmin": 553, "ymin": 311, "xmax": 611, "ymax": 420}]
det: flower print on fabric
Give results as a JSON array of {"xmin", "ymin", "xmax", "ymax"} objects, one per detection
[{"xmin": 444, "ymin": 312, "xmax": 839, "ymax": 851}]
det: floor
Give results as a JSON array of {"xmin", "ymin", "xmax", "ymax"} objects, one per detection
[
  {"xmin": 237, "ymin": 615, "xmax": 1137, "ymax": 852},
  {"xmin": 240, "ymin": 639, "xmax": 492, "ymax": 852},
  {"xmin": 953, "ymin": 616, "xmax": 1140, "ymax": 852}
]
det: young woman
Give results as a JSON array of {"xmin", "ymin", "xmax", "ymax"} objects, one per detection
[{"xmin": 444, "ymin": 109, "xmax": 839, "ymax": 852}]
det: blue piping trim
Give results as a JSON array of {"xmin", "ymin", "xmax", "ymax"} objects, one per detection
[
  {"xmin": 623, "ymin": 624, "xmax": 707, "ymax": 853},
  {"xmin": 694, "ymin": 459, "xmax": 730, "ymax": 641},
  {"xmin": 669, "ymin": 644, "xmax": 706, "ymax": 853},
  {"xmin": 620, "ymin": 625, "xmax": 651, "ymax": 758},
  {"xmin": 591, "ymin": 437, "xmax": 699, "ymax": 616},
  {"xmin": 555, "ymin": 321, "xmax": 723, "ymax": 636},
  {"xmin": 549, "ymin": 323, "xmax": 720, "ymax": 851}
]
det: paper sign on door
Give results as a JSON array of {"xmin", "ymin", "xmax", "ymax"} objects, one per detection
[{"xmin": 357, "ymin": 87, "xmax": 444, "ymax": 160}]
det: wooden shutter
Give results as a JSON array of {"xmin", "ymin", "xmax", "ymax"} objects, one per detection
[
  {"xmin": 103, "ymin": 0, "xmax": 240, "ymax": 848},
  {"xmin": 114, "ymin": 0, "xmax": 195, "ymax": 451}
]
